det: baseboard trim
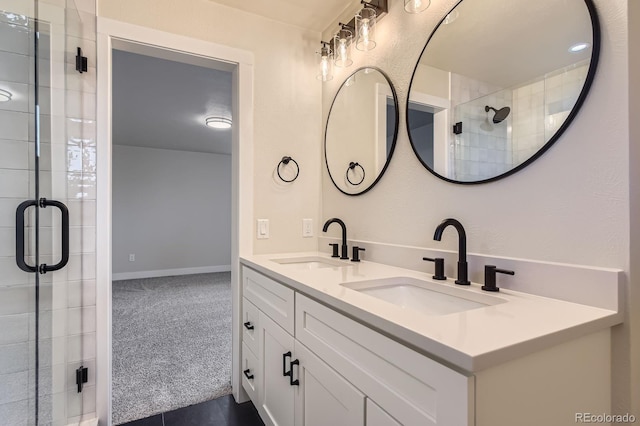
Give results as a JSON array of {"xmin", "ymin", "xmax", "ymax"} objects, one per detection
[
  {"xmin": 66, "ymin": 418, "xmax": 98, "ymax": 426},
  {"xmin": 112, "ymin": 265, "xmax": 231, "ymax": 281}
]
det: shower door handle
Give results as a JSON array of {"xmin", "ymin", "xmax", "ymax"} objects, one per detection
[
  {"xmin": 15, "ymin": 200, "xmax": 38, "ymax": 273},
  {"xmin": 38, "ymin": 198, "xmax": 69, "ymax": 274}
]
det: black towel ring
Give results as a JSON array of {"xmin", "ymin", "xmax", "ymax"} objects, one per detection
[
  {"xmin": 346, "ymin": 162, "xmax": 365, "ymax": 186},
  {"xmin": 277, "ymin": 156, "xmax": 299, "ymax": 183}
]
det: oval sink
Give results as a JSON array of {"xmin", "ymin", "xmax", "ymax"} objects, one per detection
[
  {"xmin": 341, "ymin": 277, "xmax": 506, "ymax": 315},
  {"xmin": 271, "ymin": 256, "xmax": 349, "ymax": 270}
]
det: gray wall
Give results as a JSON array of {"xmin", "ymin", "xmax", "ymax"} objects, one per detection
[{"xmin": 112, "ymin": 144, "xmax": 231, "ymax": 276}]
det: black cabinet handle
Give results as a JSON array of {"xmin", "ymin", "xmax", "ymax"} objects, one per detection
[
  {"xmin": 289, "ymin": 359, "xmax": 299, "ymax": 386},
  {"xmin": 38, "ymin": 198, "xmax": 69, "ymax": 274},
  {"xmin": 283, "ymin": 351, "xmax": 292, "ymax": 377},
  {"xmin": 243, "ymin": 321, "xmax": 254, "ymax": 330},
  {"xmin": 243, "ymin": 368, "xmax": 254, "ymax": 380},
  {"xmin": 15, "ymin": 200, "xmax": 38, "ymax": 273}
]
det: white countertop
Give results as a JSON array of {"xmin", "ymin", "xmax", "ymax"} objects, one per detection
[{"xmin": 240, "ymin": 252, "xmax": 622, "ymax": 373}]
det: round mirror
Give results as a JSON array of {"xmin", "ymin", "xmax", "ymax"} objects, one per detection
[
  {"xmin": 407, "ymin": 0, "xmax": 599, "ymax": 184},
  {"xmin": 325, "ymin": 67, "xmax": 399, "ymax": 195}
]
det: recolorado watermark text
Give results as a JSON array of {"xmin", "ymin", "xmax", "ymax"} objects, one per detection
[{"xmin": 575, "ymin": 413, "xmax": 636, "ymax": 423}]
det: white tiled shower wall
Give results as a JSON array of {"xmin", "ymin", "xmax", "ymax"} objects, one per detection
[
  {"xmin": 0, "ymin": 0, "xmax": 97, "ymax": 424},
  {"xmin": 448, "ymin": 61, "xmax": 589, "ymax": 181},
  {"xmin": 512, "ymin": 61, "xmax": 589, "ymax": 164}
]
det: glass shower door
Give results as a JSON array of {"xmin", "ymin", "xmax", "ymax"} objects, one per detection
[{"xmin": 0, "ymin": 0, "xmax": 80, "ymax": 423}]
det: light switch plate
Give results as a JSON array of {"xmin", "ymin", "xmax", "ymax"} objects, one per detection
[
  {"xmin": 257, "ymin": 219, "xmax": 269, "ymax": 239},
  {"xmin": 302, "ymin": 219, "xmax": 313, "ymax": 237}
]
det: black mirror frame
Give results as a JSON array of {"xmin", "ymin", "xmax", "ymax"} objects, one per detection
[
  {"xmin": 325, "ymin": 66, "xmax": 400, "ymax": 196},
  {"xmin": 406, "ymin": 0, "xmax": 601, "ymax": 185}
]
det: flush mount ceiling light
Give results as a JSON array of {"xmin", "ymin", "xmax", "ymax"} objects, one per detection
[
  {"xmin": 404, "ymin": 0, "xmax": 430, "ymax": 14},
  {"xmin": 0, "ymin": 89, "xmax": 12, "ymax": 102},
  {"xmin": 205, "ymin": 116, "xmax": 232, "ymax": 129},
  {"xmin": 569, "ymin": 42, "xmax": 590, "ymax": 53}
]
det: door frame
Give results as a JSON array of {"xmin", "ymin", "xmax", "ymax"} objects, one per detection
[{"xmin": 96, "ymin": 18, "xmax": 254, "ymax": 425}]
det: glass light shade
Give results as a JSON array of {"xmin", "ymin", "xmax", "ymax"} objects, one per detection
[
  {"xmin": 355, "ymin": 7, "xmax": 376, "ymax": 51},
  {"xmin": 404, "ymin": 0, "xmax": 431, "ymax": 13},
  {"xmin": 205, "ymin": 116, "xmax": 232, "ymax": 129},
  {"xmin": 0, "ymin": 88, "xmax": 12, "ymax": 102},
  {"xmin": 316, "ymin": 44, "xmax": 334, "ymax": 81},
  {"xmin": 334, "ymin": 29, "xmax": 353, "ymax": 67},
  {"xmin": 443, "ymin": 10, "xmax": 459, "ymax": 24}
]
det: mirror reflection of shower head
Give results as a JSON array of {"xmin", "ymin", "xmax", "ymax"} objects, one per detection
[{"xmin": 485, "ymin": 105, "xmax": 511, "ymax": 124}]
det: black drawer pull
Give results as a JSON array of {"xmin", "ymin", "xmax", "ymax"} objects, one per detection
[
  {"xmin": 289, "ymin": 359, "xmax": 300, "ymax": 386},
  {"xmin": 243, "ymin": 321, "xmax": 254, "ymax": 330},
  {"xmin": 243, "ymin": 369, "xmax": 254, "ymax": 380},
  {"xmin": 283, "ymin": 351, "xmax": 292, "ymax": 377}
]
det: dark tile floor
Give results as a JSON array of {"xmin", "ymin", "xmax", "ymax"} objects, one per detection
[{"xmin": 119, "ymin": 395, "xmax": 264, "ymax": 426}]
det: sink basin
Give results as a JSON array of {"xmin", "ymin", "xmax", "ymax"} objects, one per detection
[
  {"xmin": 341, "ymin": 277, "xmax": 506, "ymax": 315},
  {"xmin": 271, "ymin": 256, "xmax": 349, "ymax": 270}
]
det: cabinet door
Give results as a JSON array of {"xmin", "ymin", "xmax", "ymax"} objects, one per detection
[
  {"xmin": 242, "ymin": 297, "xmax": 260, "ymax": 355},
  {"xmin": 294, "ymin": 342, "xmax": 365, "ymax": 426},
  {"xmin": 366, "ymin": 399, "xmax": 401, "ymax": 426},
  {"xmin": 259, "ymin": 311, "xmax": 295, "ymax": 426},
  {"xmin": 242, "ymin": 342, "xmax": 260, "ymax": 403}
]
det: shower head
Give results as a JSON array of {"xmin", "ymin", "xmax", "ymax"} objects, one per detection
[{"xmin": 485, "ymin": 105, "xmax": 511, "ymax": 124}]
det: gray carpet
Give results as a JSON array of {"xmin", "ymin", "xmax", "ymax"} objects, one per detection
[{"xmin": 112, "ymin": 272, "xmax": 232, "ymax": 425}]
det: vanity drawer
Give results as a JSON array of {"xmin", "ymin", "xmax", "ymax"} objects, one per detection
[
  {"xmin": 242, "ymin": 266, "xmax": 295, "ymax": 334},
  {"xmin": 295, "ymin": 293, "xmax": 474, "ymax": 426},
  {"xmin": 242, "ymin": 342, "xmax": 259, "ymax": 402},
  {"xmin": 242, "ymin": 297, "xmax": 259, "ymax": 355}
]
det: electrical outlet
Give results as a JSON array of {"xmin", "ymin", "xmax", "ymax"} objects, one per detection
[
  {"xmin": 302, "ymin": 219, "xmax": 313, "ymax": 237},
  {"xmin": 257, "ymin": 219, "xmax": 269, "ymax": 239},
  {"xmin": 129, "ymin": 254, "xmax": 135, "ymax": 262}
]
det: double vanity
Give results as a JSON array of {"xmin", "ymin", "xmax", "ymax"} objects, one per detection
[
  {"xmin": 243, "ymin": 0, "xmax": 616, "ymax": 423},
  {"xmin": 239, "ymin": 249, "xmax": 621, "ymax": 426}
]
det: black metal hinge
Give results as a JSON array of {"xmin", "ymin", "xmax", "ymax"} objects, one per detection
[
  {"xmin": 76, "ymin": 47, "xmax": 88, "ymax": 73},
  {"xmin": 453, "ymin": 122, "xmax": 463, "ymax": 134},
  {"xmin": 76, "ymin": 366, "xmax": 88, "ymax": 393}
]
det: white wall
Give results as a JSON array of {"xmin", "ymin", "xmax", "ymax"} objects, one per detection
[
  {"xmin": 112, "ymin": 145, "xmax": 231, "ymax": 276},
  {"xmin": 322, "ymin": 0, "xmax": 636, "ymax": 416},
  {"xmin": 628, "ymin": 0, "xmax": 640, "ymax": 414},
  {"xmin": 98, "ymin": 0, "xmax": 322, "ymax": 255}
]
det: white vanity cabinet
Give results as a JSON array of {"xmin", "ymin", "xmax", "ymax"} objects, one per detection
[
  {"xmin": 242, "ymin": 267, "xmax": 365, "ymax": 426},
  {"xmin": 241, "ymin": 266, "xmax": 472, "ymax": 425},
  {"xmin": 241, "ymin": 259, "xmax": 616, "ymax": 426}
]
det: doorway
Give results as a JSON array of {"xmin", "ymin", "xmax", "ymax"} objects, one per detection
[
  {"xmin": 96, "ymin": 20, "xmax": 254, "ymax": 426},
  {"xmin": 110, "ymin": 49, "xmax": 233, "ymax": 424}
]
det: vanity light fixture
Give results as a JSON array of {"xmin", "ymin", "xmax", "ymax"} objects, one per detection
[
  {"xmin": 443, "ymin": 10, "xmax": 459, "ymax": 24},
  {"xmin": 333, "ymin": 28, "xmax": 353, "ymax": 67},
  {"xmin": 569, "ymin": 42, "xmax": 590, "ymax": 53},
  {"xmin": 356, "ymin": 6, "xmax": 377, "ymax": 51},
  {"xmin": 0, "ymin": 88, "xmax": 12, "ymax": 102},
  {"xmin": 205, "ymin": 116, "xmax": 232, "ymax": 129},
  {"xmin": 316, "ymin": 41, "xmax": 334, "ymax": 82},
  {"xmin": 404, "ymin": 0, "xmax": 430, "ymax": 14}
]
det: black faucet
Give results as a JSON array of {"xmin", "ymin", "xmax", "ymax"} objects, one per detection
[
  {"xmin": 322, "ymin": 218, "xmax": 349, "ymax": 260},
  {"xmin": 433, "ymin": 218, "xmax": 470, "ymax": 285}
]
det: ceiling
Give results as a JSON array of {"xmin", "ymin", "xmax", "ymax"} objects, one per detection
[
  {"xmin": 112, "ymin": 49, "xmax": 233, "ymax": 155},
  {"xmin": 206, "ymin": 0, "xmax": 359, "ymax": 33},
  {"xmin": 422, "ymin": 0, "xmax": 593, "ymax": 88}
]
